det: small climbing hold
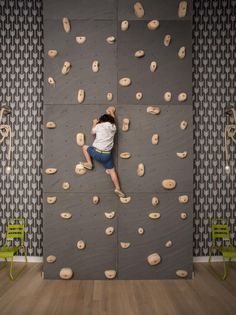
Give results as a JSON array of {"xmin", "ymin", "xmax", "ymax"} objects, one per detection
[
  {"xmin": 176, "ymin": 270, "xmax": 188, "ymax": 278},
  {"xmin": 59, "ymin": 268, "xmax": 73, "ymax": 280},
  {"xmin": 92, "ymin": 196, "xmax": 100, "ymax": 204},
  {"xmin": 134, "ymin": 2, "xmax": 145, "ymax": 18},
  {"xmin": 147, "ymin": 20, "xmax": 159, "ymax": 30},
  {"xmin": 136, "ymin": 92, "xmax": 143, "ymax": 100},
  {"xmin": 61, "ymin": 61, "xmax": 71, "ymax": 75},
  {"xmin": 48, "ymin": 50, "xmax": 57, "ymax": 58},
  {"xmin": 151, "ymin": 134, "xmax": 159, "ymax": 145},
  {"xmin": 178, "ymin": 195, "xmax": 189, "ymax": 203},
  {"xmin": 176, "ymin": 151, "xmax": 188, "ymax": 159},
  {"xmin": 180, "ymin": 120, "xmax": 188, "ymax": 130},
  {"xmin": 152, "ymin": 196, "xmax": 159, "ymax": 206},
  {"xmin": 45, "ymin": 168, "xmax": 57, "ymax": 175},
  {"xmin": 92, "ymin": 60, "xmax": 99, "ymax": 73},
  {"xmin": 62, "ymin": 182, "xmax": 70, "ymax": 190},
  {"xmin": 148, "ymin": 212, "xmax": 161, "ymax": 220},
  {"xmin": 104, "ymin": 270, "xmax": 116, "ymax": 279},
  {"xmin": 165, "ymin": 240, "xmax": 173, "ymax": 248},
  {"xmin": 138, "ymin": 227, "xmax": 144, "ymax": 235},
  {"xmin": 120, "ymin": 196, "xmax": 131, "ymax": 204},
  {"xmin": 75, "ymin": 163, "xmax": 87, "ymax": 175},
  {"xmin": 60, "ymin": 212, "xmax": 72, "ymax": 219},
  {"xmin": 75, "ymin": 36, "xmax": 86, "ymax": 44},
  {"xmin": 77, "ymin": 89, "xmax": 85, "ymax": 104},
  {"xmin": 104, "ymin": 211, "xmax": 115, "ymax": 219},
  {"xmin": 46, "ymin": 121, "xmax": 56, "ymax": 129},
  {"xmin": 178, "ymin": 1, "xmax": 188, "ymax": 18},
  {"xmin": 119, "ymin": 77, "xmax": 131, "ymax": 87},
  {"xmin": 180, "ymin": 212, "xmax": 188, "ymax": 220},
  {"xmin": 150, "ymin": 61, "xmax": 157, "ymax": 72},
  {"xmin": 164, "ymin": 91, "xmax": 172, "ymax": 102},
  {"xmin": 106, "ymin": 92, "xmax": 113, "ymax": 101},
  {"xmin": 62, "ymin": 17, "xmax": 70, "ymax": 33},
  {"xmin": 162, "ymin": 179, "xmax": 176, "ymax": 190},
  {"xmin": 122, "ymin": 118, "xmax": 130, "ymax": 131},
  {"xmin": 147, "ymin": 106, "xmax": 161, "ymax": 115},
  {"xmin": 77, "ymin": 240, "xmax": 86, "ymax": 250},
  {"xmin": 47, "ymin": 196, "xmax": 57, "ymax": 204},
  {"xmin": 106, "ymin": 106, "xmax": 116, "ymax": 116},
  {"xmin": 120, "ymin": 152, "xmax": 131, "ymax": 159},
  {"xmin": 106, "ymin": 36, "xmax": 116, "ymax": 44},
  {"xmin": 105, "ymin": 226, "xmax": 114, "ymax": 235},
  {"xmin": 76, "ymin": 133, "xmax": 85, "ymax": 146},
  {"xmin": 178, "ymin": 46, "xmax": 186, "ymax": 59},
  {"xmin": 48, "ymin": 77, "xmax": 56, "ymax": 86},
  {"xmin": 120, "ymin": 242, "xmax": 131, "ymax": 249},
  {"xmin": 178, "ymin": 93, "xmax": 187, "ymax": 102},
  {"xmin": 46, "ymin": 255, "xmax": 56, "ymax": 263},
  {"xmin": 134, "ymin": 50, "xmax": 145, "ymax": 58},
  {"xmin": 137, "ymin": 163, "xmax": 145, "ymax": 177},
  {"xmin": 121, "ymin": 20, "xmax": 129, "ymax": 31},
  {"xmin": 164, "ymin": 34, "xmax": 171, "ymax": 47},
  {"xmin": 147, "ymin": 253, "xmax": 161, "ymax": 266}
]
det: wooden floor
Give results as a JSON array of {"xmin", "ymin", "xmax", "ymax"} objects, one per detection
[{"xmin": 0, "ymin": 263, "xmax": 236, "ymax": 315}]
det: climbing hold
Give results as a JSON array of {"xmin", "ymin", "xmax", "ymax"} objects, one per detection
[
  {"xmin": 104, "ymin": 211, "xmax": 115, "ymax": 219},
  {"xmin": 176, "ymin": 270, "xmax": 188, "ymax": 278},
  {"xmin": 180, "ymin": 212, "xmax": 188, "ymax": 220},
  {"xmin": 106, "ymin": 36, "xmax": 116, "ymax": 44},
  {"xmin": 75, "ymin": 163, "xmax": 87, "ymax": 175},
  {"xmin": 77, "ymin": 89, "xmax": 85, "ymax": 104},
  {"xmin": 61, "ymin": 61, "xmax": 71, "ymax": 75},
  {"xmin": 176, "ymin": 151, "xmax": 188, "ymax": 159},
  {"xmin": 150, "ymin": 61, "xmax": 158, "ymax": 72},
  {"xmin": 122, "ymin": 118, "xmax": 130, "ymax": 131},
  {"xmin": 60, "ymin": 212, "xmax": 72, "ymax": 219},
  {"xmin": 48, "ymin": 50, "xmax": 57, "ymax": 58},
  {"xmin": 62, "ymin": 182, "xmax": 70, "ymax": 190},
  {"xmin": 162, "ymin": 179, "xmax": 176, "ymax": 190},
  {"xmin": 147, "ymin": 20, "xmax": 159, "ymax": 30},
  {"xmin": 165, "ymin": 240, "xmax": 173, "ymax": 248},
  {"xmin": 59, "ymin": 268, "xmax": 73, "ymax": 280},
  {"xmin": 134, "ymin": 2, "xmax": 144, "ymax": 18},
  {"xmin": 120, "ymin": 196, "xmax": 131, "ymax": 204},
  {"xmin": 137, "ymin": 163, "xmax": 145, "ymax": 177},
  {"xmin": 151, "ymin": 134, "xmax": 159, "ymax": 145},
  {"xmin": 75, "ymin": 36, "xmax": 86, "ymax": 44},
  {"xmin": 164, "ymin": 91, "xmax": 172, "ymax": 102},
  {"xmin": 105, "ymin": 226, "xmax": 114, "ymax": 235},
  {"xmin": 164, "ymin": 34, "xmax": 171, "ymax": 47},
  {"xmin": 136, "ymin": 92, "xmax": 143, "ymax": 100},
  {"xmin": 77, "ymin": 240, "xmax": 86, "ymax": 250},
  {"xmin": 92, "ymin": 60, "xmax": 99, "ymax": 73},
  {"xmin": 46, "ymin": 121, "xmax": 56, "ymax": 129},
  {"xmin": 48, "ymin": 77, "xmax": 56, "ymax": 86},
  {"xmin": 92, "ymin": 196, "xmax": 100, "ymax": 204},
  {"xmin": 147, "ymin": 106, "xmax": 161, "ymax": 115},
  {"xmin": 178, "ymin": 93, "xmax": 187, "ymax": 102},
  {"xmin": 178, "ymin": 46, "xmax": 186, "ymax": 59},
  {"xmin": 180, "ymin": 120, "xmax": 188, "ymax": 130},
  {"xmin": 121, "ymin": 20, "xmax": 129, "ymax": 31},
  {"xmin": 76, "ymin": 133, "xmax": 85, "ymax": 146},
  {"xmin": 62, "ymin": 17, "xmax": 70, "ymax": 33},
  {"xmin": 106, "ymin": 106, "xmax": 116, "ymax": 116},
  {"xmin": 147, "ymin": 253, "xmax": 161, "ymax": 266},
  {"xmin": 148, "ymin": 212, "xmax": 161, "ymax": 220},
  {"xmin": 104, "ymin": 270, "xmax": 116, "ymax": 279},
  {"xmin": 45, "ymin": 168, "xmax": 57, "ymax": 175},
  {"xmin": 106, "ymin": 92, "xmax": 113, "ymax": 101},
  {"xmin": 134, "ymin": 50, "xmax": 145, "ymax": 58},
  {"xmin": 178, "ymin": 195, "xmax": 189, "ymax": 203},
  {"xmin": 138, "ymin": 227, "xmax": 144, "ymax": 235},
  {"xmin": 120, "ymin": 242, "xmax": 131, "ymax": 249},
  {"xmin": 178, "ymin": 1, "xmax": 188, "ymax": 18},
  {"xmin": 47, "ymin": 196, "xmax": 57, "ymax": 204},
  {"xmin": 46, "ymin": 255, "xmax": 56, "ymax": 263},
  {"xmin": 152, "ymin": 196, "xmax": 159, "ymax": 206},
  {"xmin": 120, "ymin": 152, "xmax": 131, "ymax": 159},
  {"xmin": 119, "ymin": 77, "xmax": 131, "ymax": 87}
]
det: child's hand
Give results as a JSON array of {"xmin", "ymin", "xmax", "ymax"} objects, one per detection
[{"xmin": 93, "ymin": 118, "xmax": 99, "ymax": 125}]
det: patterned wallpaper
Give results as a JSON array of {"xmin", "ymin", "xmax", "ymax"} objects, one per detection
[{"xmin": 0, "ymin": 0, "xmax": 235, "ymax": 257}]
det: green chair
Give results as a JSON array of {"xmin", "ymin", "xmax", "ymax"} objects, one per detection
[
  {"xmin": 209, "ymin": 221, "xmax": 236, "ymax": 280},
  {"xmin": 0, "ymin": 219, "xmax": 27, "ymax": 280}
]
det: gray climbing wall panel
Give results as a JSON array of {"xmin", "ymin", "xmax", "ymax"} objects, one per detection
[{"xmin": 43, "ymin": 0, "xmax": 193, "ymax": 280}]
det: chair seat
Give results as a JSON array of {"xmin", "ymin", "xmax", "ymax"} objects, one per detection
[
  {"xmin": 217, "ymin": 246, "xmax": 236, "ymax": 258},
  {"xmin": 0, "ymin": 246, "xmax": 20, "ymax": 258}
]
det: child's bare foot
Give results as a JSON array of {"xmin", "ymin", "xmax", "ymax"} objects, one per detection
[
  {"xmin": 81, "ymin": 162, "xmax": 93, "ymax": 170},
  {"xmin": 114, "ymin": 188, "xmax": 126, "ymax": 198},
  {"xmin": 105, "ymin": 169, "xmax": 110, "ymax": 175}
]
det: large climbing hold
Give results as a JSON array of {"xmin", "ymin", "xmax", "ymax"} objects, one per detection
[
  {"xmin": 178, "ymin": 93, "xmax": 187, "ymax": 102},
  {"xmin": 77, "ymin": 89, "xmax": 85, "ymax": 104},
  {"xmin": 120, "ymin": 196, "xmax": 131, "ymax": 204},
  {"xmin": 164, "ymin": 91, "xmax": 172, "ymax": 102},
  {"xmin": 48, "ymin": 77, "xmax": 56, "ymax": 86},
  {"xmin": 134, "ymin": 2, "xmax": 145, "ymax": 18},
  {"xmin": 47, "ymin": 196, "xmax": 57, "ymax": 204},
  {"xmin": 92, "ymin": 196, "xmax": 100, "ymax": 204},
  {"xmin": 178, "ymin": 195, "xmax": 189, "ymax": 203},
  {"xmin": 147, "ymin": 20, "xmax": 159, "ymax": 30},
  {"xmin": 104, "ymin": 270, "xmax": 116, "ymax": 279},
  {"xmin": 45, "ymin": 168, "xmax": 57, "ymax": 174},
  {"xmin": 137, "ymin": 163, "xmax": 145, "ymax": 176},
  {"xmin": 120, "ymin": 242, "xmax": 131, "ymax": 249},
  {"xmin": 147, "ymin": 106, "xmax": 160, "ymax": 115},
  {"xmin": 76, "ymin": 36, "xmax": 86, "ymax": 44},
  {"xmin": 105, "ymin": 226, "xmax": 115, "ymax": 235},
  {"xmin": 59, "ymin": 268, "xmax": 73, "ymax": 280},
  {"xmin": 92, "ymin": 60, "xmax": 99, "ymax": 73},
  {"xmin": 77, "ymin": 240, "xmax": 86, "ymax": 250},
  {"xmin": 150, "ymin": 61, "xmax": 158, "ymax": 72},
  {"xmin": 121, "ymin": 20, "xmax": 129, "ymax": 31},
  {"xmin": 176, "ymin": 270, "xmax": 188, "ymax": 278},
  {"xmin": 104, "ymin": 211, "xmax": 116, "ymax": 219},
  {"xmin": 134, "ymin": 50, "xmax": 145, "ymax": 58},
  {"xmin": 178, "ymin": 46, "xmax": 186, "ymax": 59},
  {"xmin": 176, "ymin": 151, "xmax": 188, "ymax": 159},
  {"xmin": 119, "ymin": 77, "xmax": 132, "ymax": 87},
  {"xmin": 75, "ymin": 163, "xmax": 87, "ymax": 175},
  {"xmin": 148, "ymin": 212, "xmax": 161, "ymax": 220},
  {"xmin": 62, "ymin": 17, "xmax": 70, "ymax": 33},
  {"xmin": 60, "ymin": 212, "xmax": 72, "ymax": 219},
  {"xmin": 180, "ymin": 120, "xmax": 188, "ymax": 130},
  {"xmin": 106, "ymin": 36, "xmax": 116, "ymax": 44},
  {"xmin": 46, "ymin": 121, "xmax": 56, "ymax": 129},
  {"xmin": 152, "ymin": 196, "xmax": 159, "ymax": 206},
  {"xmin": 178, "ymin": 1, "xmax": 188, "ymax": 18},
  {"xmin": 147, "ymin": 253, "xmax": 161, "ymax": 266},
  {"xmin": 61, "ymin": 61, "xmax": 71, "ymax": 75},
  {"xmin": 76, "ymin": 133, "xmax": 85, "ymax": 146},
  {"xmin": 164, "ymin": 34, "xmax": 171, "ymax": 47},
  {"xmin": 48, "ymin": 50, "xmax": 57, "ymax": 58},
  {"xmin": 46, "ymin": 255, "xmax": 56, "ymax": 263},
  {"xmin": 122, "ymin": 118, "xmax": 130, "ymax": 131},
  {"xmin": 162, "ymin": 179, "xmax": 176, "ymax": 190},
  {"xmin": 136, "ymin": 92, "xmax": 143, "ymax": 100},
  {"xmin": 152, "ymin": 134, "xmax": 159, "ymax": 145}
]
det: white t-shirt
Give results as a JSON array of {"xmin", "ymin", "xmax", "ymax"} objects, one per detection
[{"xmin": 92, "ymin": 122, "xmax": 116, "ymax": 151}]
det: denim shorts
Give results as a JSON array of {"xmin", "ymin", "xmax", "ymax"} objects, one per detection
[{"xmin": 87, "ymin": 146, "xmax": 114, "ymax": 169}]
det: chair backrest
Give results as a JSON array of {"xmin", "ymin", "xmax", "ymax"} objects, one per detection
[
  {"xmin": 6, "ymin": 220, "xmax": 25, "ymax": 244},
  {"xmin": 212, "ymin": 224, "xmax": 230, "ymax": 242}
]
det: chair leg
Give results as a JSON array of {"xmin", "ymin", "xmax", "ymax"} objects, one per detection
[
  {"xmin": 9, "ymin": 257, "xmax": 14, "ymax": 280},
  {"xmin": 0, "ymin": 258, "xmax": 8, "ymax": 270}
]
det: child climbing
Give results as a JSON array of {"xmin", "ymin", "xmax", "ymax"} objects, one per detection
[{"xmin": 81, "ymin": 106, "xmax": 126, "ymax": 198}]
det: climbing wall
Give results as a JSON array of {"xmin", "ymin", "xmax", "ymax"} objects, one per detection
[{"xmin": 43, "ymin": 0, "xmax": 193, "ymax": 280}]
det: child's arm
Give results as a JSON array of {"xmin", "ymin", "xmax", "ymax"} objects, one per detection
[
  {"xmin": 91, "ymin": 118, "xmax": 99, "ymax": 134},
  {"xmin": 106, "ymin": 106, "xmax": 116, "ymax": 118}
]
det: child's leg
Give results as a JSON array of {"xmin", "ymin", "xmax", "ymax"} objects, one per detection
[
  {"xmin": 107, "ymin": 168, "xmax": 121, "ymax": 190},
  {"xmin": 82, "ymin": 145, "xmax": 93, "ymax": 169}
]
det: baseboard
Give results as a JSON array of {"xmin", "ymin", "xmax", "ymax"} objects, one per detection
[
  {"xmin": 193, "ymin": 256, "xmax": 236, "ymax": 262},
  {"xmin": 11, "ymin": 256, "xmax": 43, "ymax": 263}
]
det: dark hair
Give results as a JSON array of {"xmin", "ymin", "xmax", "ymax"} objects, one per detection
[{"xmin": 98, "ymin": 114, "xmax": 115, "ymax": 124}]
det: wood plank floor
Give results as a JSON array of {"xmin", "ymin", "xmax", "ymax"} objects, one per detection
[{"xmin": 0, "ymin": 263, "xmax": 236, "ymax": 315}]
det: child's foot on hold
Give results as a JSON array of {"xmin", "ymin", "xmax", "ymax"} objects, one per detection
[
  {"xmin": 81, "ymin": 162, "xmax": 93, "ymax": 170},
  {"xmin": 114, "ymin": 188, "xmax": 126, "ymax": 198}
]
